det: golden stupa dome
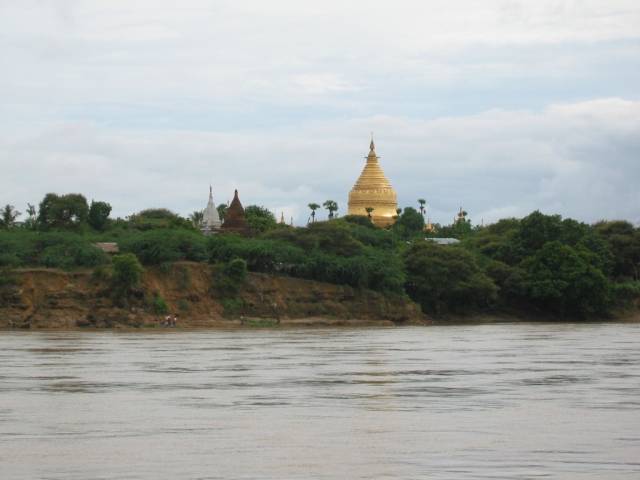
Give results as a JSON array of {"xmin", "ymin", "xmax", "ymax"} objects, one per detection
[{"xmin": 347, "ymin": 138, "xmax": 398, "ymax": 227}]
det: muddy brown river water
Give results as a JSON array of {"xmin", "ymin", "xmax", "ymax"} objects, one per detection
[{"xmin": 1, "ymin": 323, "xmax": 639, "ymax": 479}]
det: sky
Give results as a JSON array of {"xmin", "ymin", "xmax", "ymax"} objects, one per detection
[{"xmin": 1, "ymin": 0, "xmax": 639, "ymax": 226}]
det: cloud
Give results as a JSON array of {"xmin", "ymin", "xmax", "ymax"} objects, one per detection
[
  {"xmin": 0, "ymin": 2, "xmax": 638, "ymax": 226},
  {"xmin": 1, "ymin": 98, "xmax": 638, "ymax": 226}
]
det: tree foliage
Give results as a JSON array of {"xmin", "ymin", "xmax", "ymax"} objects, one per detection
[
  {"xmin": 518, "ymin": 241, "xmax": 610, "ymax": 316},
  {"xmin": 404, "ymin": 242, "xmax": 497, "ymax": 314},
  {"xmin": 88, "ymin": 201, "xmax": 112, "ymax": 231},
  {"xmin": 119, "ymin": 229, "xmax": 208, "ymax": 265},
  {"xmin": 323, "ymin": 200, "xmax": 338, "ymax": 219},
  {"xmin": 0, "ymin": 205, "xmax": 21, "ymax": 229},
  {"xmin": 111, "ymin": 253, "xmax": 144, "ymax": 299},
  {"xmin": 245, "ymin": 205, "xmax": 277, "ymax": 234},
  {"xmin": 38, "ymin": 193, "xmax": 89, "ymax": 230},
  {"xmin": 393, "ymin": 207, "xmax": 424, "ymax": 239},
  {"xmin": 127, "ymin": 208, "xmax": 194, "ymax": 230}
]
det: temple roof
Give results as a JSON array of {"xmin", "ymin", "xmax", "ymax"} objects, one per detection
[
  {"xmin": 221, "ymin": 189, "xmax": 249, "ymax": 233},
  {"xmin": 352, "ymin": 138, "xmax": 394, "ymax": 191}
]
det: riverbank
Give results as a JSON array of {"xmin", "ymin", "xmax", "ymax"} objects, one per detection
[{"xmin": 0, "ymin": 263, "xmax": 428, "ymax": 329}]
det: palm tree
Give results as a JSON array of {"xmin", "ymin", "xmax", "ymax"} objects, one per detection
[
  {"xmin": 189, "ymin": 210, "xmax": 204, "ymax": 228},
  {"xmin": 323, "ymin": 200, "xmax": 338, "ymax": 219},
  {"xmin": 365, "ymin": 207, "xmax": 374, "ymax": 219},
  {"xmin": 24, "ymin": 203, "xmax": 37, "ymax": 229},
  {"xmin": 308, "ymin": 202, "xmax": 320, "ymax": 223},
  {"xmin": 418, "ymin": 198, "xmax": 426, "ymax": 216}
]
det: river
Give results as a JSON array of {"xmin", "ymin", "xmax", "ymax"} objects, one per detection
[{"xmin": 1, "ymin": 323, "xmax": 639, "ymax": 479}]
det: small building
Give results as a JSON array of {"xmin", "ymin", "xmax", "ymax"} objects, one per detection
[
  {"xmin": 426, "ymin": 237, "xmax": 460, "ymax": 245},
  {"xmin": 94, "ymin": 242, "xmax": 119, "ymax": 254}
]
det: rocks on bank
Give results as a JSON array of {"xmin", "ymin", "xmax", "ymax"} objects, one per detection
[{"xmin": 0, "ymin": 262, "xmax": 428, "ymax": 329}]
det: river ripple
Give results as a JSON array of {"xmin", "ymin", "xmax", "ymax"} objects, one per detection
[{"xmin": 1, "ymin": 323, "xmax": 639, "ymax": 479}]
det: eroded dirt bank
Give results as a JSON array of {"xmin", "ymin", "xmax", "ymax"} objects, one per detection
[{"xmin": 0, "ymin": 262, "xmax": 428, "ymax": 329}]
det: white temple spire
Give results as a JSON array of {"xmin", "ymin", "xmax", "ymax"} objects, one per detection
[{"xmin": 201, "ymin": 185, "xmax": 222, "ymax": 235}]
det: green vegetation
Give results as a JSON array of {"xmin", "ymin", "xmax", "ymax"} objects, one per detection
[
  {"xmin": 38, "ymin": 193, "xmax": 90, "ymax": 230},
  {"xmin": 245, "ymin": 205, "xmax": 277, "ymax": 234},
  {"xmin": 308, "ymin": 203, "xmax": 320, "ymax": 223},
  {"xmin": 88, "ymin": 201, "xmax": 112, "ymax": 231},
  {"xmin": 1, "ymin": 191, "xmax": 639, "ymax": 320},
  {"xmin": 119, "ymin": 229, "xmax": 207, "ymax": 265},
  {"xmin": 323, "ymin": 200, "xmax": 338, "ymax": 219},
  {"xmin": 111, "ymin": 253, "xmax": 144, "ymax": 302},
  {"xmin": 0, "ymin": 204, "xmax": 21, "ymax": 229},
  {"xmin": 214, "ymin": 258, "xmax": 249, "ymax": 297},
  {"xmin": 0, "ymin": 268, "xmax": 18, "ymax": 307},
  {"xmin": 148, "ymin": 292, "xmax": 169, "ymax": 314},
  {"xmin": 405, "ymin": 242, "xmax": 497, "ymax": 315}
]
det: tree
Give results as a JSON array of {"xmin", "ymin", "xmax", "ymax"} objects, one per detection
[
  {"xmin": 245, "ymin": 205, "xmax": 277, "ymax": 234},
  {"xmin": 111, "ymin": 253, "xmax": 144, "ymax": 301},
  {"xmin": 308, "ymin": 203, "xmax": 320, "ymax": 223},
  {"xmin": 37, "ymin": 193, "xmax": 89, "ymax": 230},
  {"xmin": 404, "ymin": 242, "xmax": 497, "ymax": 315},
  {"xmin": 24, "ymin": 203, "xmax": 37, "ymax": 230},
  {"xmin": 418, "ymin": 199, "xmax": 426, "ymax": 216},
  {"xmin": 365, "ymin": 207, "xmax": 374, "ymax": 219},
  {"xmin": 88, "ymin": 201, "xmax": 112, "ymax": 231},
  {"xmin": 217, "ymin": 203, "xmax": 228, "ymax": 221},
  {"xmin": 520, "ymin": 241, "xmax": 610, "ymax": 316},
  {"xmin": 323, "ymin": 200, "xmax": 338, "ymax": 219},
  {"xmin": 393, "ymin": 207, "xmax": 424, "ymax": 239},
  {"xmin": 127, "ymin": 208, "xmax": 194, "ymax": 230},
  {"xmin": 594, "ymin": 221, "xmax": 640, "ymax": 281},
  {"xmin": 0, "ymin": 205, "xmax": 20, "ymax": 229},
  {"xmin": 190, "ymin": 210, "xmax": 204, "ymax": 228}
]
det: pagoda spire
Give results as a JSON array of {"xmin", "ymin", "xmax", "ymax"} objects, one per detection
[{"xmin": 348, "ymin": 136, "xmax": 398, "ymax": 227}]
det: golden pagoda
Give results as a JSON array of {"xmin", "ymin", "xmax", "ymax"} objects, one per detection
[{"xmin": 347, "ymin": 137, "xmax": 398, "ymax": 227}]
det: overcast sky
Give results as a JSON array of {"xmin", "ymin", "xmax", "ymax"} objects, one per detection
[{"xmin": 1, "ymin": 0, "xmax": 639, "ymax": 226}]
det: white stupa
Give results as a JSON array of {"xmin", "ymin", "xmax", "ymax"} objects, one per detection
[{"xmin": 201, "ymin": 185, "xmax": 222, "ymax": 235}]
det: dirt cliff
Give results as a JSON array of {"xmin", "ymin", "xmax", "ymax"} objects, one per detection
[{"xmin": 0, "ymin": 262, "xmax": 428, "ymax": 329}]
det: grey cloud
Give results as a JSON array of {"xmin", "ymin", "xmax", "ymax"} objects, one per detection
[{"xmin": 1, "ymin": 98, "xmax": 639, "ymax": 226}]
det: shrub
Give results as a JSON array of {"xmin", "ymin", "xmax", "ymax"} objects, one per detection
[
  {"xmin": 40, "ymin": 241, "xmax": 108, "ymax": 269},
  {"xmin": 149, "ymin": 292, "xmax": 168, "ymax": 314},
  {"xmin": 119, "ymin": 229, "xmax": 208, "ymax": 265},
  {"xmin": 0, "ymin": 253, "xmax": 21, "ymax": 268},
  {"xmin": 0, "ymin": 231, "xmax": 107, "ymax": 268},
  {"xmin": 224, "ymin": 258, "xmax": 248, "ymax": 283},
  {"xmin": 214, "ymin": 258, "xmax": 249, "ymax": 297},
  {"xmin": 111, "ymin": 253, "xmax": 144, "ymax": 301},
  {"xmin": 91, "ymin": 265, "xmax": 112, "ymax": 283},
  {"xmin": 221, "ymin": 297, "xmax": 245, "ymax": 318}
]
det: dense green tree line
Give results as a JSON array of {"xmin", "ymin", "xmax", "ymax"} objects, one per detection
[{"xmin": 1, "ymin": 192, "xmax": 639, "ymax": 318}]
